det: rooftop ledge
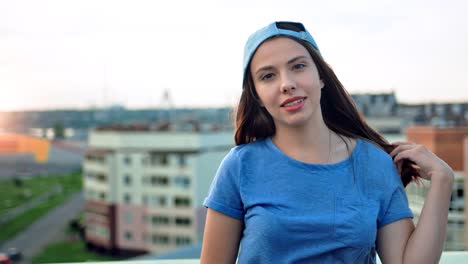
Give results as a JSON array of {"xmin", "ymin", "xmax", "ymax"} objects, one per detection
[{"xmin": 50, "ymin": 251, "xmax": 468, "ymax": 264}]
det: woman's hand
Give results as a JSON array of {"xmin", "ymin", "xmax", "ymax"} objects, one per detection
[
  {"xmin": 389, "ymin": 141, "xmax": 454, "ymax": 183},
  {"xmin": 388, "ymin": 142, "xmax": 454, "ymax": 263}
]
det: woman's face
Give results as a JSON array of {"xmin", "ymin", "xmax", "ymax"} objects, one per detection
[{"xmin": 249, "ymin": 37, "xmax": 324, "ymax": 130}]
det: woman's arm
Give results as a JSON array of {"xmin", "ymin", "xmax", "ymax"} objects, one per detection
[
  {"xmin": 377, "ymin": 142, "xmax": 454, "ymax": 264},
  {"xmin": 200, "ymin": 208, "xmax": 243, "ymax": 264}
]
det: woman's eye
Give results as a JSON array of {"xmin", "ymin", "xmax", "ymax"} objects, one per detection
[
  {"xmin": 293, "ymin": 63, "xmax": 306, "ymax": 70},
  {"xmin": 261, "ymin": 73, "xmax": 274, "ymax": 81}
]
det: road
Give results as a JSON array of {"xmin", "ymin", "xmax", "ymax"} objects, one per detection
[{"xmin": 0, "ymin": 191, "xmax": 84, "ymax": 264}]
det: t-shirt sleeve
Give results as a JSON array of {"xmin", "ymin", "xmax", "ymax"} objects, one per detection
[
  {"xmin": 203, "ymin": 148, "xmax": 244, "ymax": 220},
  {"xmin": 377, "ymin": 165, "xmax": 413, "ymax": 228}
]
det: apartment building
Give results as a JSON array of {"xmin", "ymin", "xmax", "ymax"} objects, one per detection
[
  {"xmin": 83, "ymin": 124, "xmax": 233, "ymax": 255},
  {"xmin": 351, "ymin": 92, "xmax": 402, "ymax": 133},
  {"xmin": 400, "ymin": 102, "xmax": 468, "ymax": 128},
  {"xmin": 405, "ymin": 126, "xmax": 468, "ymax": 250}
]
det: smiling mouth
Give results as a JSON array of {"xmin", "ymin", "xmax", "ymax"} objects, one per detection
[{"xmin": 281, "ymin": 98, "xmax": 305, "ymax": 107}]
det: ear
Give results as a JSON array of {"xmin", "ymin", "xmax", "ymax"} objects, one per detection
[{"xmin": 320, "ymin": 79, "xmax": 325, "ymax": 89}]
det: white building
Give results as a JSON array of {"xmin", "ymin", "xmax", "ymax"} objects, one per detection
[{"xmin": 83, "ymin": 125, "xmax": 233, "ymax": 256}]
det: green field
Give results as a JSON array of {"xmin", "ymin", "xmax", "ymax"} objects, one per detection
[
  {"xmin": 32, "ymin": 240, "xmax": 118, "ymax": 263},
  {"xmin": 0, "ymin": 171, "xmax": 83, "ymax": 242}
]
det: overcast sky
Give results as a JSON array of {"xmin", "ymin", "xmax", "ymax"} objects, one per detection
[{"xmin": 0, "ymin": 0, "xmax": 467, "ymax": 111}]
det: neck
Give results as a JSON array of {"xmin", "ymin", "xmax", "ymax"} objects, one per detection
[{"xmin": 272, "ymin": 118, "xmax": 332, "ymax": 164}]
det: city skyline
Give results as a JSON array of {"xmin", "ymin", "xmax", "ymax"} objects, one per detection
[{"xmin": 1, "ymin": 0, "xmax": 467, "ymax": 111}]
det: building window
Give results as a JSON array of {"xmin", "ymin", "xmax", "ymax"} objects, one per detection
[
  {"xmin": 152, "ymin": 234, "xmax": 169, "ymax": 245},
  {"xmin": 151, "ymin": 215, "xmax": 170, "ymax": 226},
  {"xmin": 449, "ymin": 183, "xmax": 464, "ymax": 212},
  {"xmin": 160, "ymin": 154, "xmax": 168, "ymax": 165},
  {"xmin": 149, "ymin": 152, "xmax": 168, "ymax": 166},
  {"xmin": 142, "ymin": 176, "xmax": 149, "ymax": 185},
  {"xmin": 160, "ymin": 196, "xmax": 167, "ymax": 206},
  {"xmin": 124, "ymin": 231, "xmax": 133, "ymax": 241},
  {"xmin": 86, "ymin": 154, "xmax": 106, "ymax": 164},
  {"xmin": 95, "ymin": 226, "xmax": 109, "ymax": 237},
  {"xmin": 178, "ymin": 154, "xmax": 187, "ymax": 167},
  {"xmin": 175, "ymin": 236, "xmax": 192, "ymax": 246},
  {"xmin": 174, "ymin": 176, "xmax": 190, "ymax": 189},
  {"xmin": 123, "ymin": 174, "xmax": 132, "ymax": 186},
  {"xmin": 175, "ymin": 217, "xmax": 192, "ymax": 226},
  {"xmin": 151, "ymin": 195, "xmax": 167, "ymax": 207},
  {"xmin": 124, "ymin": 212, "xmax": 133, "ymax": 224},
  {"xmin": 142, "ymin": 195, "xmax": 148, "ymax": 205},
  {"xmin": 124, "ymin": 193, "xmax": 132, "ymax": 204},
  {"xmin": 86, "ymin": 172, "xmax": 95, "ymax": 179},
  {"xmin": 174, "ymin": 197, "xmax": 191, "ymax": 207},
  {"xmin": 97, "ymin": 173, "xmax": 107, "ymax": 182},
  {"xmin": 150, "ymin": 175, "xmax": 169, "ymax": 186},
  {"xmin": 123, "ymin": 155, "xmax": 132, "ymax": 165}
]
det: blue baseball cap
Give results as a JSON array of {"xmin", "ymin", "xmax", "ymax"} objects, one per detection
[{"xmin": 242, "ymin": 21, "xmax": 320, "ymax": 85}]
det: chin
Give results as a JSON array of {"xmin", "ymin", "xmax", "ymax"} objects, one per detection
[{"xmin": 281, "ymin": 117, "xmax": 310, "ymax": 128}]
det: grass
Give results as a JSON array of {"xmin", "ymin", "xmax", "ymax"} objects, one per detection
[
  {"xmin": 0, "ymin": 194, "xmax": 68, "ymax": 241},
  {"xmin": 32, "ymin": 240, "xmax": 118, "ymax": 264},
  {"xmin": 0, "ymin": 171, "xmax": 82, "ymax": 216},
  {"xmin": 0, "ymin": 171, "xmax": 83, "ymax": 242}
]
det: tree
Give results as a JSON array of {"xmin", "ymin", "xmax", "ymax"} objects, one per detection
[{"xmin": 53, "ymin": 122, "xmax": 65, "ymax": 139}]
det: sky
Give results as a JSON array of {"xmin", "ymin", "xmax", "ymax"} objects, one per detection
[{"xmin": 0, "ymin": 0, "xmax": 467, "ymax": 111}]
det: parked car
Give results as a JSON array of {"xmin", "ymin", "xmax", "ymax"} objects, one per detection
[
  {"xmin": 6, "ymin": 248, "xmax": 21, "ymax": 262},
  {"xmin": 0, "ymin": 253, "xmax": 11, "ymax": 264}
]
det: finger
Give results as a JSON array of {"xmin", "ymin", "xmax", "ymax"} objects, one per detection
[
  {"xmin": 389, "ymin": 144, "xmax": 417, "ymax": 158},
  {"xmin": 393, "ymin": 148, "xmax": 419, "ymax": 163},
  {"xmin": 394, "ymin": 153, "xmax": 409, "ymax": 164},
  {"xmin": 391, "ymin": 141, "xmax": 415, "ymax": 146}
]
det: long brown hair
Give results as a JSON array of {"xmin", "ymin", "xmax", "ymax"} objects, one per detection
[{"xmin": 234, "ymin": 37, "xmax": 419, "ymax": 187}]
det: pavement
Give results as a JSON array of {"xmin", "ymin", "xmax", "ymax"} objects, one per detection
[{"xmin": 0, "ymin": 191, "xmax": 84, "ymax": 264}]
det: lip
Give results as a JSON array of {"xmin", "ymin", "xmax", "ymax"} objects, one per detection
[{"xmin": 280, "ymin": 96, "xmax": 307, "ymax": 107}]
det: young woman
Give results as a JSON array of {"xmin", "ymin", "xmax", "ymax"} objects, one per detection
[{"xmin": 201, "ymin": 21, "xmax": 454, "ymax": 263}]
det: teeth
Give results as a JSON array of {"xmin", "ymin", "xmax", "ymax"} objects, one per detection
[{"xmin": 284, "ymin": 99, "xmax": 303, "ymax": 107}]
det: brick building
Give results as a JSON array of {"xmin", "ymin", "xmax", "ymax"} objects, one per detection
[{"xmin": 405, "ymin": 126, "xmax": 468, "ymax": 250}]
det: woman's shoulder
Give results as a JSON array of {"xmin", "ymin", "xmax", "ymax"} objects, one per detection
[
  {"xmin": 356, "ymin": 138, "xmax": 403, "ymax": 187},
  {"xmin": 231, "ymin": 138, "xmax": 269, "ymax": 157},
  {"xmin": 357, "ymin": 138, "xmax": 393, "ymax": 164},
  {"xmin": 220, "ymin": 138, "xmax": 270, "ymax": 173}
]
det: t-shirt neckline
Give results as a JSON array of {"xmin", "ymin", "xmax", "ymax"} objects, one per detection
[{"xmin": 265, "ymin": 137, "xmax": 362, "ymax": 170}]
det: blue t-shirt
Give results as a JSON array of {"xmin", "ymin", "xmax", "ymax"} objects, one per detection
[{"xmin": 203, "ymin": 138, "xmax": 413, "ymax": 263}]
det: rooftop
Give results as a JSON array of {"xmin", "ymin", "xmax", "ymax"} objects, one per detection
[{"xmin": 49, "ymin": 251, "xmax": 468, "ymax": 264}]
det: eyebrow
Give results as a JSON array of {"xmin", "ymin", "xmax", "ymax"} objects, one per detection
[
  {"xmin": 254, "ymin": 55, "xmax": 309, "ymax": 76},
  {"xmin": 287, "ymin": 55, "xmax": 308, "ymax": 65}
]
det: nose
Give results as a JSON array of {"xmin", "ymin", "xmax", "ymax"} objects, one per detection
[{"xmin": 280, "ymin": 73, "xmax": 296, "ymax": 93}]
